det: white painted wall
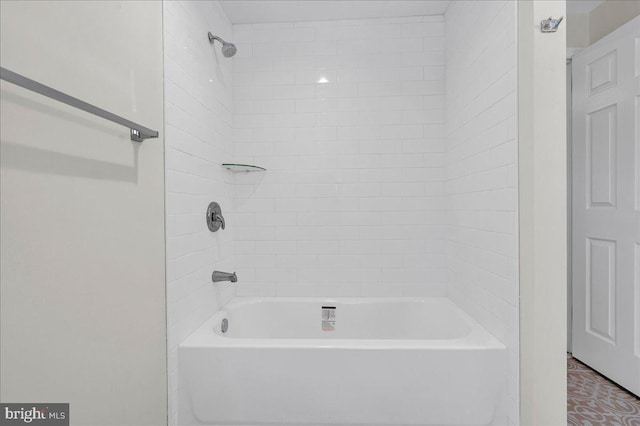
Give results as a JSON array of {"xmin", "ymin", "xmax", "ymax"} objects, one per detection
[
  {"xmin": 163, "ymin": 1, "xmax": 235, "ymax": 424},
  {"xmin": 518, "ymin": 0, "xmax": 567, "ymax": 424},
  {"xmin": 231, "ymin": 16, "xmax": 447, "ymax": 297},
  {"xmin": 0, "ymin": 1, "xmax": 166, "ymax": 424},
  {"xmin": 589, "ymin": 0, "xmax": 640, "ymax": 44},
  {"xmin": 444, "ymin": 1, "xmax": 519, "ymax": 424},
  {"xmin": 567, "ymin": 13, "xmax": 590, "ymax": 48},
  {"xmin": 568, "ymin": 0, "xmax": 640, "ymax": 48}
]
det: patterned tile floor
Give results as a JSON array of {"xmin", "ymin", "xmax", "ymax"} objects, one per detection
[{"xmin": 568, "ymin": 354, "xmax": 640, "ymax": 425}]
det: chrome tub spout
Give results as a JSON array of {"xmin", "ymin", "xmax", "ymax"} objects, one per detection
[{"xmin": 212, "ymin": 271, "xmax": 237, "ymax": 283}]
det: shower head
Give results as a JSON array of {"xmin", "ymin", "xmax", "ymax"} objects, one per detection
[{"xmin": 208, "ymin": 32, "xmax": 237, "ymax": 58}]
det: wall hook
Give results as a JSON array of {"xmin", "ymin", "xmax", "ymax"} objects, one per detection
[{"xmin": 541, "ymin": 16, "xmax": 563, "ymax": 33}]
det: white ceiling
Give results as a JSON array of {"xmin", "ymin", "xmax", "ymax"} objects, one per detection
[
  {"xmin": 220, "ymin": 0, "xmax": 608, "ymax": 25},
  {"xmin": 566, "ymin": 0, "xmax": 606, "ymax": 15},
  {"xmin": 219, "ymin": 1, "xmax": 452, "ymax": 24}
]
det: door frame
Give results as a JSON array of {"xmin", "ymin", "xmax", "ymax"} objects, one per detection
[{"xmin": 567, "ymin": 58, "xmax": 573, "ymax": 354}]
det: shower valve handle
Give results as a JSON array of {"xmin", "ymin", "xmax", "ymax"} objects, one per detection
[
  {"xmin": 214, "ymin": 213, "xmax": 225, "ymax": 230},
  {"xmin": 206, "ymin": 202, "xmax": 226, "ymax": 232}
]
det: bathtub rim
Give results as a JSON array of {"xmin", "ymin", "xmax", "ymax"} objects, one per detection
[{"xmin": 180, "ymin": 297, "xmax": 506, "ymax": 350}]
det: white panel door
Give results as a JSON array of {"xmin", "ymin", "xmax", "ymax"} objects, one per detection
[{"xmin": 572, "ymin": 15, "xmax": 640, "ymax": 396}]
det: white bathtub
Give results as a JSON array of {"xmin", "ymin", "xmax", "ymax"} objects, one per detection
[{"xmin": 179, "ymin": 297, "xmax": 507, "ymax": 426}]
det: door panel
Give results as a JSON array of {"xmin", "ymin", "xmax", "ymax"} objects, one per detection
[
  {"xmin": 587, "ymin": 104, "xmax": 617, "ymax": 207},
  {"xmin": 572, "ymin": 16, "xmax": 640, "ymax": 397},
  {"xmin": 587, "ymin": 50, "xmax": 616, "ymax": 96},
  {"xmin": 586, "ymin": 237, "xmax": 616, "ymax": 343}
]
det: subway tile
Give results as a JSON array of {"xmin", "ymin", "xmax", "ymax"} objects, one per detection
[
  {"xmin": 232, "ymin": 56, "xmax": 273, "ymax": 72},
  {"xmin": 294, "ymin": 155, "xmax": 338, "ymax": 170},
  {"xmin": 255, "ymin": 240, "xmax": 298, "ymax": 254},
  {"xmin": 233, "ymin": 113, "xmax": 274, "ymax": 128},
  {"xmin": 402, "ymin": 110, "xmax": 445, "ymax": 125},
  {"xmin": 317, "ymin": 111, "xmax": 359, "ymax": 127},
  {"xmin": 235, "ymin": 254, "xmax": 276, "ymax": 268},
  {"xmin": 316, "ymin": 284, "xmax": 361, "ymax": 297},
  {"xmin": 380, "ymin": 124, "xmax": 424, "ymax": 139},
  {"xmin": 252, "ymin": 99, "xmax": 296, "ymax": 113},
  {"xmin": 233, "ymin": 84, "xmax": 274, "ymax": 100},
  {"xmin": 277, "ymin": 284, "xmax": 317, "ymax": 296},
  {"xmin": 358, "ymin": 140, "xmax": 402, "ymax": 154},
  {"xmin": 253, "ymin": 127, "xmax": 296, "ymax": 142},
  {"xmin": 402, "ymin": 51, "xmax": 445, "ymax": 67},
  {"xmin": 272, "ymin": 27, "xmax": 316, "ymax": 42},
  {"xmin": 381, "ymin": 154, "xmax": 425, "ymax": 168},
  {"xmin": 339, "ymin": 240, "xmax": 382, "ymax": 255},
  {"xmin": 274, "ymin": 112, "xmax": 317, "ymax": 128},
  {"xmin": 402, "ymin": 80, "xmax": 445, "ymax": 95},
  {"xmin": 295, "ymin": 40, "xmax": 337, "ymax": 56},
  {"xmin": 315, "ymin": 54, "xmax": 359, "ymax": 70},
  {"xmin": 359, "ymin": 169, "xmax": 402, "ymax": 183},
  {"xmin": 402, "ymin": 168, "xmax": 445, "ymax": 182},
  {"xmin": 235, "ymin": 226, "xmax": 276, "ymax": 241},
  {"xmin": 294, "ymin": 126, "xmax": 337, "ymax": 141},
  {"xmin": 382, "ymin": 67, "xmax": 424, "ymax": 82},
  {"xmin": 358, "ymin": 82, "xmax": 402, "ymax": 97},
  {"xmin": 337, "ymin": 183, "xmax": 381, "ymax": 198},
  {"xmin": 252, "ymin": 42, "xmax": 299, "ymax": 57},
  {"xmin": 273, "ymin": 84, "xmax": 316, "ymax": 99},
  {"xmin": 277, "ymin": 254, "xmax": 318, "ymax": 268},
  {"xmin": 362, "ymin": 283, "xmax": 402, "ymax": 297},
  {"xmin": 235, "ymin": 284, "xmax": 277, "ymax": 297},
  {"xmin": 380, "ymin": 182, "xmax": 425, "ymax": 197},
  {"xmin": 337, "ymin": 39, "xmax": 381, "ymax": 56},
  {"xmin": 316, "ymin": 82, "xmax": 359, "ymax": 98},
  {"xmin": 273, "ymin": 55, "xmax": 317, "ymax": 71},
  {"xmin": 379, "ymin": 37, "xmax": 424, "ymax": 53},
  {"xmin": 251, "ymin": 71, "xmax": 296, "ymax": 86},
  {"xmin": 295, "ymin": 98, "xmax": 340, "ymax": 113},
  {"xmin": 402, "ymin": 284, "xmax": 446, "ymax": 297},
  {"xmin": 358, "ymin": 23, "xmax": 404, "ymax": 39},
  {"xmin": 233, "ymin": 28, "xmax": 274, "ymax": 44},
  {"xmin": 295, "ymin": 70, "xmax": 337, "ymax": 85},
  {"xmin": 401, "ymin": 22, "xmax": 445, "ymax": 37},
  {"xmin": 317, "ymin": 254, "xmax": 363, "ymax": 269},
  {"xmin": 315, "ymin": 25, "xmax": 360, "ymax": 41},
  {"xmin": 357, "ymin": 111, "xmax": 403, "ymax": 126},
  {"xmin": 337, "ymin": 126, "xmax": 381, "ymax": 140}
]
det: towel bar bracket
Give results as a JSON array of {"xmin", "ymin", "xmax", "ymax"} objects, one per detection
[{"xmin": 130, "ymin": 128, "xmax": 156, "ymax": 142}]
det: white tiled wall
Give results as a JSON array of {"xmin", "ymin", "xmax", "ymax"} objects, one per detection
[
  {"xmin": 231, "ymin": 16, "xmax": 447, "ymax": 297},
  {"xmin": 163, "ymin": 1, "xmax": 234, "ymax": 423},
  {"xmin": 444, "ymin": 1, "xmax": 519, "ymax": 424}
]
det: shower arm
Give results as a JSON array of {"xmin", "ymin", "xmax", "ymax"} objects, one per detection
[{"xmin": 208, "ymin": 32, "xmax": 225, "ymax": 44}]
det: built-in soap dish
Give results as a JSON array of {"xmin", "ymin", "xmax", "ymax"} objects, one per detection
[{"xmin": 222, "ymin": 163, "xmax": 266, "ymax": 173}]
